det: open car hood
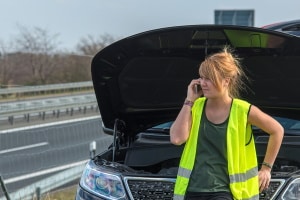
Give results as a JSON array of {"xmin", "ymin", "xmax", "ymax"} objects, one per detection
[{"xmin": 91, "ymin": 25, "xmax": 300, "ymax": 136}]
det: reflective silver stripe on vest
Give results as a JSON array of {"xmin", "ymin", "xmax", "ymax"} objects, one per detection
[
  {"xmin": 240, "ymin": 194, "xmax": 259, "ymax": 200},
  {"xmin": 177, "ymin": 167, "xmax": 192, "ymax": 178},
  {"xmin": 173, "ymin": 194, "xmax": 185, "ymax": 200},
  {"xmin": 229, "ymin": 166, "xmax": 258, "ymax": 183}
]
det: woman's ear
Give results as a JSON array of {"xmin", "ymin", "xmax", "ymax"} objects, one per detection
[{"xmin": 223, "ymin": 77, "xmax": 230, "ymax": 87}]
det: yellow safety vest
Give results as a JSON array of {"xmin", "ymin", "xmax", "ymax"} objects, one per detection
[{"xmin": 173, "ymin": 98, "xmax": 259, "ymax": 200}]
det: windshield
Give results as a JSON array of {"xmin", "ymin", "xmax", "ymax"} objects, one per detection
[{"xmin": 274, "ymin": 117, "xmax": 300, "ymax": 130}]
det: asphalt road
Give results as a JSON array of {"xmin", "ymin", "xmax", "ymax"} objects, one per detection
[{"xmin": 0, "ymin": 116, "xmax": 113, "ymax": 197}]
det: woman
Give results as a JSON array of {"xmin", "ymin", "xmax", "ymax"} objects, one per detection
[{"xmin": 170, "ymin": 47, "xmax": 283, "ymax": 200}]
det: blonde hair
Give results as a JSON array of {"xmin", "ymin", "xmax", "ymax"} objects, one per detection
[{"xmin": 199, "ymin": 46, "xmax": 247, "ymax": 98}]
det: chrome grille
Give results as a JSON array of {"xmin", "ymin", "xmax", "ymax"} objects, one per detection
[
  {"xmin": 124, "ymin": 177, "xmax": 175, "ymax": 200},
  {"xmin": 125, "ymin": 177, "xmax": 285, "ymax": 200}
]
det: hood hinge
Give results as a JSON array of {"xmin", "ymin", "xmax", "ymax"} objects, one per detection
[{"xmin": 112, "ymin": 119, "xmax": 125, "ymax": 162}]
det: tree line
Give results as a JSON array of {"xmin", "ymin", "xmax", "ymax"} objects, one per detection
[{"xmin": 0, "ymin": 25, "xmax": 117, "ymax": 88}]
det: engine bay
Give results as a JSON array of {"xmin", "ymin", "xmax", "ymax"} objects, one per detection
[{"xmin": 94, "ymin": 132, "xmax": 300, "ymax": 177}]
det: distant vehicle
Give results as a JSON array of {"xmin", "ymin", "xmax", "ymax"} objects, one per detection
[
  {"xmin": 261, "ymin": 19, "xmax": 300, "ymax": 36},
  {"xmin": 75, "ymin": 25, "xmax": 300, "ymax": 200}
]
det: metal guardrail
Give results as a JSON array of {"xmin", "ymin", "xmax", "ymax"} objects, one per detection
[
  {"xmin": 0, "ymin": 94, "xmax": 97, "ymax": 115},
  {"xmin": 0, "ymin": 94, "xmax": 98, "ymax": 128},
  {"xmin": 0, "ymin": 81, "xmax": 93, "ymax": 95}
]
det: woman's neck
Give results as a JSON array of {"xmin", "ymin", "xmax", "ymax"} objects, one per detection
[
  {"xmin": 205, "ymin": 96, "xmax": 233, "ymax": 124},
  {"xmin": 206, "ymin": 95, "xmax": 232, "ymax": 109}
]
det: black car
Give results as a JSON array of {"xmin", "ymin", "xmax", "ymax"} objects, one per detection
[
  {"xmin": 262, "ymin": 19, "xmax": 300, "ymax": 36},
  {"xmin": 76, "ymin": 25, "xmax": 300, "ymax": 200}
]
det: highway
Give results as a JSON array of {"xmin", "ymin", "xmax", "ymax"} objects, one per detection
[{"xmin": 0, "ymin": 116, "xmax": 113, "ymax": 198}]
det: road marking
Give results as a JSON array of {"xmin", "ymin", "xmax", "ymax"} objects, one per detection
[
  {"xmin": 4, "ymin": 160, "xmax": 88, "ymax": 184},
  {"xmin": 0, "ymin": 142, "xmax": 48, "ymax": 154}
]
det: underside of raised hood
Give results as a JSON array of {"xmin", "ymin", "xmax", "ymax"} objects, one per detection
[{"xmin": 91, "ymin": 25, "xmax": 300, "ymax": 136}]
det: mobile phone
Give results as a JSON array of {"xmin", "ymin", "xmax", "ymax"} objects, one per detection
[{"xmin": 195, "ymin": 84, "xmax": 201, "ymax": 93}]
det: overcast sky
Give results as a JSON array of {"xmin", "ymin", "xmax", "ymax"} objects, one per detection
[{"xmin": 0, "ymin": 0, "xmax": 299, "ymax": 51}]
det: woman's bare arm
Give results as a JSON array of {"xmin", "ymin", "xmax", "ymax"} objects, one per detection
[
  {"xmin": 170, "ymin": 104, "xmax": 192, "ymax": 145},
  {"xmin": 170, "ymin": 79, "xmax": 202, "ymax": 145},
  {"xmin": 248, "ymin": 105, "xmax": 284, "ymax": 192}
]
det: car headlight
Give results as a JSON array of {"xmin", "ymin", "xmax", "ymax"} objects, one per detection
[
  {"xmin": 280, "ymin": 178, "xmax": 300, "ymax": 199},
  {"xmin": 80, "ymin": 162, "xmax": 127, "ymax": 199}
]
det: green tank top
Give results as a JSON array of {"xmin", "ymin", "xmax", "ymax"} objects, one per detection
[{"xmin": 187, "ymin": 107, "xmax": 230, "ymax": 193}]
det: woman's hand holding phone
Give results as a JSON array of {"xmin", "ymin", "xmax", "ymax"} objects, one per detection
[{"xmin": 187, "ymin": 79, "xmax": 203, "ymax": 102}]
